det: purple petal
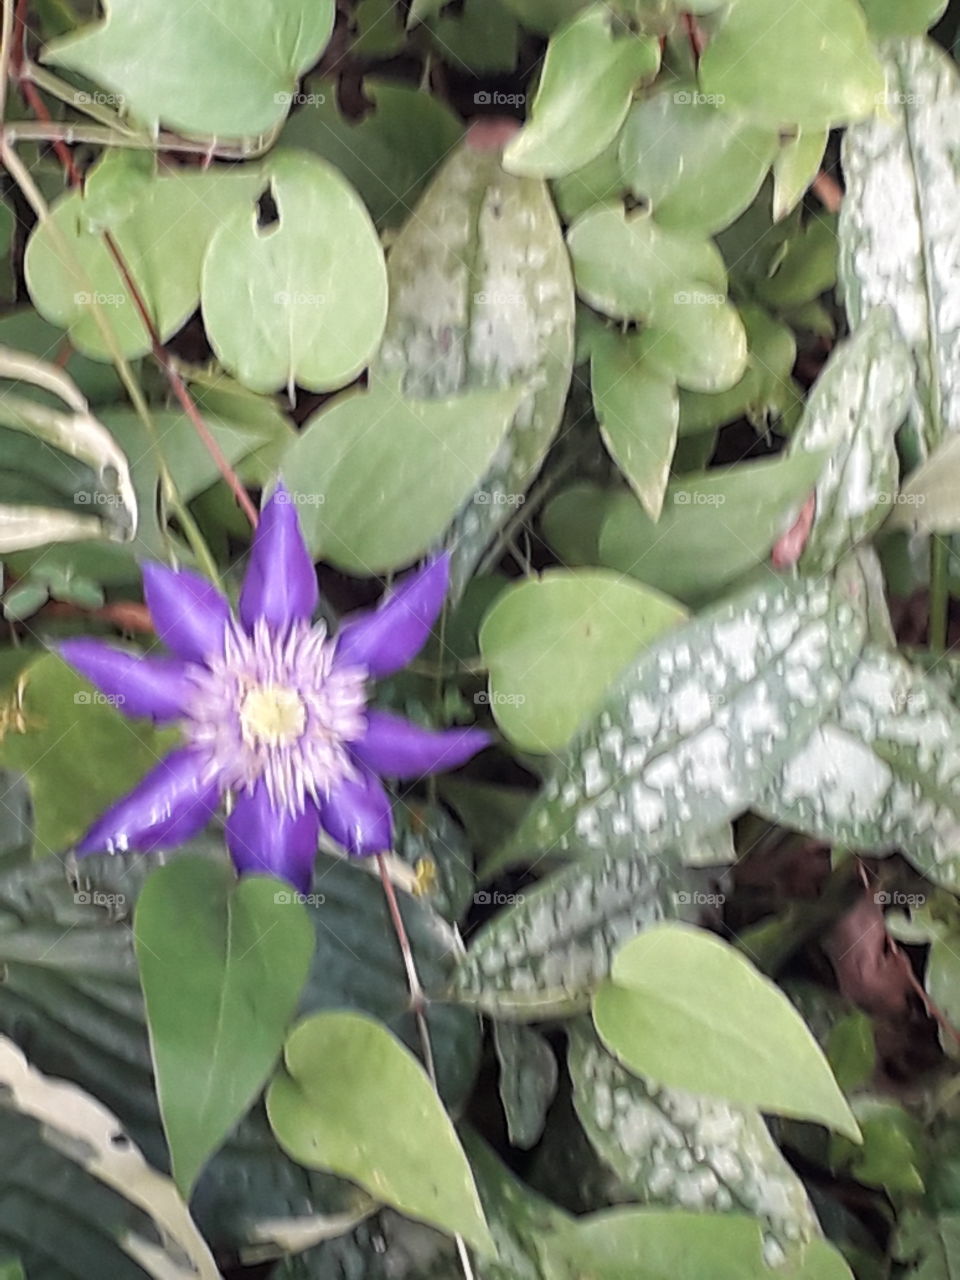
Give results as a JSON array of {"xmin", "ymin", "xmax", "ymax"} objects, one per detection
[
  {"xmin": 76, "ymin": 748, "xmax": 219, "ymax": 855},
  {"xmin": 59, "ymin": 639, "xmax": 193, "ymax": 722},
  {"xmin": 143, "ymin": 563, "xmax": 231, "ymax": 664},
  {"xmin": 335, "ymin": 554, "xmax": 450, "ymax": 679},
  {"xmin": 239, "ymin": 483, "xmax": 318, "ymax": 634},
  {"xmin": 319, "ymin": 767, "xmax": 393, "ymax": 857},
  {"xmin": 226, "ymin": 781, "xmax": 320, "ymax": 892},
  {"xmin": 353, "ymin": 710, "xmax": 490, "ymax": 779}
]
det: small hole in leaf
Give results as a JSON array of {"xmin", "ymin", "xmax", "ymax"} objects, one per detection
[
  {"xmin": 256, "ymin": 187, "xmax": 280, "ymax": 230},
  {"xmin": 110, "ymin": 1131, "xmax": 130, "ymax": 1148}
]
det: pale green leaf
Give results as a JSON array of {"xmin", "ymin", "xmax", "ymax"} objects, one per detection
[
  {"xmin": 201, "ymin": 150, "xmax": 387, "ymax": 394},
  {"xmin": 891, "ymin": 433, "xmax": 960, "ymax": 533},
  {"xmin": 774, "ymin": 129, "xmax": 829, "ymax": 222},
  {"xmin": 478, "ymin": 569, "xmax": 686, "ymax": 752},
  {"xmin": 619, "ymin": 88, "xmax": 778, "ymax": 236},
  {"xmin": 267, "ymin": 1012, "xmax": 494, "ymax": 1256},
  {"xmin": 44, "ymin": 0, "xmax": 335, "ymax": 137},
  {"xmin": 281, "ymin": 383, "xmax": 522, "ymax": 574},
  {"xmin": 699, "ymin": 0, "xmax": 883, "ymax": 129},
  {"xmin": 593, "ymin": 924, "xmax": 859, "ymax": 1139},
  {"xmin": 503, "ymin": 5, "xmax": 659, "ymax": 178}
]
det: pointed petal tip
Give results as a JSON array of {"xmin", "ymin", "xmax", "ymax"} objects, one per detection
[
  {"xmin": 240, "ymin": 480, "xmax": 318, "ymax": 632},
  {"xmin": 142, "ymin": 561, "xmax": 232, "ymax": 664},
  {"xmin": 334, "ymin": 553, "xmax": 452, "ymax": 679}
]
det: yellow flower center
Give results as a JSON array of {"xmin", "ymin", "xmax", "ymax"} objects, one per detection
[{"xmin": 240, "ymin": 685, "xmax": 306, "ymax": 747}]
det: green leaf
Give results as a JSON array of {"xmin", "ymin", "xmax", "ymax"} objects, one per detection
[
  {"xmin": 567, "ymin": 1021, "xmax": 819, "ymax": 1253},
  {"xmin": 457, "ymin": 842, "xmax": 699, "ymax": 1017},
  {"xmin": 677, "ymin": 305, "xmax": 798, "ymax": 436},
  {"xmin": 773, "ymin": 129, "xmax": 829, "ymax": 222},
  {"xmin": 599, "ymin": 452, "xmax": 826, "ymax": 606},
  {"xmin": 0, "ymin": 655, "xmax": 171, "ymax": 855},
  {"xmin": 591, "ymin": 334, "xmax": 678, "ymax": 516},
  {"xmin": 499, "ymin": 574, "xmax": 865, "ymax": 865},
  {"xmin": 593, "ymin": 924, "xmax": 859, "ymax": 1139},
  {"xmin": 503, "ymin": 5, "xmax": 659, "ymax": 178},
  {"xmin": 540, "ymin": 481, "xmax": 614, "ymax": 565},
  {"xmin": 619, "ymin": 88, "xmax": 778, "ymax": 236},
  {"xmin": 790, "ymin": 307, "xmax": 914, "ymax": 573},
  {"xmin": 372, "ymin": 139, "xmax": 575, "ymax": 590},
  {"xmin": 840, "ymin": 38, "xmax": 960, "ymax": 453},
  {"xmin": 278, "ymin": 79, "xmax": 463, "ymax": 229},
  {"xmin": 425, "ymin": 0, "xmax": 519, "ymax": 72},
  {"xmin": 891, "ymin": 433, "xmax": 960, "ymax": 533},
  {"xmin": 635, "ymin": 289, "xmax": 748, "ymax": 394},
  {"xmin": 0, "ymin": 848, "xmax": 475, "ymax": 1252},
  {"xmin": 699, "ymin": 0, "xmax": 883, "ymax": 129},
  {"xmin": 493, "ymin": 1022, "xmax": 558, "ymax": 1149},
  {"xmin": 0, "ymin": 1035, "xmax": 221, "ymax": 1280},
  {"xmin": 478, "ymin": 569, "xmax": 686, "ymax": 752},
  {"xmin": 567, "ymin": 206, "xmax": 727, "ymax": 324},
  {"xmin": 893, "ymin": 1211, "xmax": 960, "ymax": 1279},
  {"xmin": 829, "ymin": 1098, "xmax": 925, "ymax": 1196},
  {"xmin": 544, "ymin": 1207, "xmax": 853, "ymax": 1280},
  {"xmin": 267, "ymin": 1012, "xmax": 494, "ymax": 1256},
  {"xmin": 44, "ymin": 0, "xmax": 335, "ymax": 137},
  {"xmin": 201, "ymin": 150, "xmax": 387, "ymax": 394},
  {"xmin": 860, "ymin": 0, "xmax": 947, "ymax": 37},
  {"xmin": 135, "ymin": 857, "xmax": 314, "ymax": 1195},
  {"xmin": 499, "ymin": 0, "xmax": 588, "ymax": 32},
  {"xmin": 25, "ymin": 164, "xmax": 263, "ymax": 360},
  {"xmin": 756, "ymin": 645, "xmax": 960, "ymax": 891},
  {"xmin": 282, "ymin": 383, "xmax": 521, "ymax": 574}
]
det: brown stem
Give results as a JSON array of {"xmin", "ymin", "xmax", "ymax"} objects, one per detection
[{"xmin": 100, "ymin": 230, "xmax": 260, "ymax": 528}]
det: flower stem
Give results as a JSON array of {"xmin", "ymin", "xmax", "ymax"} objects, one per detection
[{"xmin": 376, "ymin": 854, "xmax": 475, "ymax": 1280}]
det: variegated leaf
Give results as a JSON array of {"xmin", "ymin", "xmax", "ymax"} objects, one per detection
[
  {"xmin": 567, "ymin": 1022, "xmax": 818, "ymax": 1258},
  {"xmin": 756, "ymin": 645, "xmax": 960, "ymax": 889},
  {"xmin": 497, "ymin": 575, "xmax": 866, "ymax": 866},
  {"xmin": 791, "ymin": 307, "xmax": 913, "ymax": 573},
  {"xmin": 839, "ymin": 38, "xmax": 960, "ymax": 454}
]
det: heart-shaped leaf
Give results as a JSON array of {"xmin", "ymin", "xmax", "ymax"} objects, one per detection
[
  {"xmin": 593, "ymin": 925, "xmax": 860, "ymax": 1139},
  {"xmin": 135, "ymin": 856, "xmax": 314, "ymax": 1195},
  {"xmin": 267, "ymin": 1011, "xmax": 495, "ymax": 1256}
]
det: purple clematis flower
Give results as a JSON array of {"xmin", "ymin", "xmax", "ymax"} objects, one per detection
[{"xmin": 59, "ymin": 485, "xmax": 489, "ymax": 891}]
